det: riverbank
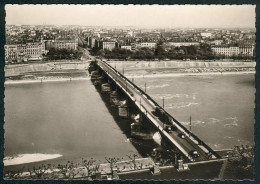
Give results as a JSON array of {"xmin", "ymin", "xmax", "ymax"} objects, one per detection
[
  {"xmin": 5, "ymin": 77, "xmax": 90, "ymax": 84},
  {"xmin": 5, "ymin": 61, "xmax": 90, "ymax": 77},
  {"xmin": 124, "ymin": 71, "xmax": 255, "ymax": 79},
  {"xmin": 5, "ymin": 70, "xmax": 255, "ymax": 84},
  {"xmin": 4, "ymin": 154, "xmax": 63, "ymax": 166},
  {"xmin": 5, "ymin": 70, "xmax": 255, "ymax": 85}
]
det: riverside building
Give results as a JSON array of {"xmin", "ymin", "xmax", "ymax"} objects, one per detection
[
  {"xmin": 212, "ymin": 45, "xmax": 254, "ymax": 57},
  {"xmin": 100, "ymin": 41, "xmax": 116, "ymax": 51},
  {"xmin": 5, "ymin": 40, "xmax": 46, "ymax": 62},
  {"xmin": 45, "ymin": 39, "xmax": 78, "ymax": 50},
  {"xmin": 136, "ymin": 42, "xmax": 157, "ymax": 49}
]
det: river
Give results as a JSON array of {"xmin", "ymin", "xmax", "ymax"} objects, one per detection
[{"xmin": 4, "ymin": 73, "xmax": 255, "ymax": 170}]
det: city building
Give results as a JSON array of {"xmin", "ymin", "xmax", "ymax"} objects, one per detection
[
  {"xmin": 4, "ymin": 45, "xmax": 18, "ymax": 62},
  {"xmin": 136, "ymin": 42, "xmax": 157, "ymax": 49},
  {"xmin": 212, "ymin": 45, "xmax": 254, "ymax": 57},
  {"xmin": 5, "ymin": 40, "xmax": 46, "ymax": 62},
  {"xmin": 100, "ymin": 41, "xmax": 116, "ymax": 51},
  {"xmin": 120, "ymin": 45, "xmax": 132, "ymax": 50},
  {"xmin": 86, "ymin": 37, "xmax": 97, "ymax": 48},
  {"xmin": 45, "ymin": 39, "xmax": 78, "ymax": 50},
  {"xmin": 210, "ymin": 40, "xmax": 223, "ymax": 46},
  {"xmin": 238, "ymin": 45, "xmax": 254, "ymax": 57},
  {"xmin": 164, "ymin": 42, "xmax": 200, "ymax": 47},
  {"xmin": 201, "ymin": 32, "xmax": 212, "ymax": 38}
]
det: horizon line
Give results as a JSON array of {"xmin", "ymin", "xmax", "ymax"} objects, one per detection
[{"xmin": 5, "ymin": 24, "xmax": 256, "ymax": 29}]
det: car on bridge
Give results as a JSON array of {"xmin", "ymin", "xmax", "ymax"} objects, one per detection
[
  {"xmin": 164, "ymin": 125, "xmax": 172, "ymax": 133},
  {"xmin": 171, "ymin": 125, "xmax": 178, "ymax": 131},
  {"xmin": 189, "ymin": 150, "xmax": 200, "ymax": 158},
  {"xmin": 164, "ymin": 125, "xmax": 178, "ymax": 133},
  {"xmin": 178, "ymin": 133, "xmax": 186, "ymax": 139}
]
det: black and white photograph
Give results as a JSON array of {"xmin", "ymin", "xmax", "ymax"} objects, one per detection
[{"xmin": 3, "ymin": 4, "xmax": 256, "ymax": 180}]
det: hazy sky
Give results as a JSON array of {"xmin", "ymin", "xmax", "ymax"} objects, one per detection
[{"xmin": 5, "ymin": 5, "xmax": 255, "ymax": 28}]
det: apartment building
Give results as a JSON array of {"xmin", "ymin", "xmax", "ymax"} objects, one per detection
[
  {"xmin": 164, "ymin": 42, "xmax": 200, "ymax": 47},
  {"xmin": 45, "ymin": 39, "xmax": 78, "ymax": 50},
  {"xmin": 136, "ymin": 42, "xmax": 157, "ymax": 49},
  {"xmin": 5, "ymin": 40, "xmax": 46, "ymax": 62},
  {"xmin": 100, "ymin": 41, "xmax": 116, "ymax": 51},
  {"xmin": 4, "ymin": 45, "xmax": 18, "ymax": 61},
  {"xmin": 212, "ymin": 45, "xmax": 254, "ymax": 57},
  {"xmin": 120, "ymin": 45, "xmax": 132, "ymax": 50}
]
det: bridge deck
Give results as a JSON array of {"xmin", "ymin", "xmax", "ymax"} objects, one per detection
[{"xmin": 96, "ymin": 60, "xmax": 219, "ymax": 162}]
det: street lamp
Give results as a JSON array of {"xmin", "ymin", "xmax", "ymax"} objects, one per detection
[
  {"xmin": 162, "ymin": 96, "xmax": 165, "ymax": 109},
  {"xmin": 189, "ymin": 115, "xmax": 192, "ymax": 137}
]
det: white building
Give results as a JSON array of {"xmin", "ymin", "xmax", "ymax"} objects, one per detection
[
  {"xmin": 101, "ymin": 41, "xmax": 116, "ymax": 51},
  {"xmin": 4, "ymin": 45, "xmax": 18, "ymax": 61},
  {"xmin": 46, "ymin": 39, "xmax": 78, "ymax": 50},
  {"xmin": 164, "ymin": 42, "xmax": 200, "ymax": 47},
  {"xmin": 5, "ymin": 40, "xmax": 46, "ymax": 62},
  {"xmin": 201, "ymin": 32, "xmax": 212, "ymax": 38},
  {"xmin": 212, "ymin": 45, "xmax": 254, "ymax": 57},
  {"xmin": 120, "ymin": 45, "xmax": 132, "ymax": 50},
  {"xmin": 136, "ymin": 42, "xmax": 157, "ymax": 49},
  {"xmin": 239, "ymin": 45, "xmax": 254, "ymax": 57},
  {"xmin": 210, "ymin": 40, "xmax": 223, "ymax": 46}
]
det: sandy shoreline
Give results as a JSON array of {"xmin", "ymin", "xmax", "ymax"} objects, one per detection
[
  {"xmin": 125, "ymin": 71, "xmax": 255, "ymax": 79},
  {"xmin": 5, "ymin": 77, "xmax": 90, "ymax": 84},
  {"xmin": 4, "ymin": 153, "xmax": 63, "ymax": 166}
]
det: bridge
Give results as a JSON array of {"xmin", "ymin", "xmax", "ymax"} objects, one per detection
[{"xmin": 89, "ymin": 59, "xmax": 221, "ymax": 163}]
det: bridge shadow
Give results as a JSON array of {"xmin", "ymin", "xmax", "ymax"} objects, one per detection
[{"xmin": 92, "ymin": 82, "xmax": 159, "ymax": 159}]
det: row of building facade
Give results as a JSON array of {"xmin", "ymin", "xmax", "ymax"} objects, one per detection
[
  {"xmin": 87, "ymin": 36, "xmax": 203, "ymax": 51},
  {"xmin": 5, "ymin": 39, "xmax": 78, "ymax": 62},
  {"xmin": 212, "ymin": 45, "xmax": 254, "ymax": 57},
  {"xmin": 89, "ymin": 37, "xmax": 255, "ymax": 58}
]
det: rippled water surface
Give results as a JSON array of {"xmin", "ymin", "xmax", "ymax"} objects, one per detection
[
  {"xmin": 5, "ymin": 80, "xmax": 139, "ymax": 169},
  {"xmin": 4, "ymin": 74, "xmax": 255, "ymax": 169},
  {"xmin": 134, "ymin": 74, "xmax": 255, "ymax": 150}
]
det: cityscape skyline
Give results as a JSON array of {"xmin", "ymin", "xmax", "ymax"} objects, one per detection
[{"xmin": 5, "ymin": 5, "xmax": 255, "ymax": 28}]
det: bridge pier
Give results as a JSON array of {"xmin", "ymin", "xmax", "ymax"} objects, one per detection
[
  {"xmin": 118, "ymin": 100, "xmax": 129, "ymax": 118},
  {"xmin": 90, "ymin": 70, "xmax": 100, "ymax": 81},
  {"xmin": 101, "ymin": 83, "xmax": 111, "ymax": 93},
  {"xmin": 130, "ymin": 113, "xmax": 154, "ymax": 140},
  {"xmin": 110, "ymin": 91, "xmax": 119, "ymax": 106}
]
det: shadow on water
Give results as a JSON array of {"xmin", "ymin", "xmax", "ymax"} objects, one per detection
[{"xmin": 92, "ymin": 81, "xmax": 158, "ymax": 159}]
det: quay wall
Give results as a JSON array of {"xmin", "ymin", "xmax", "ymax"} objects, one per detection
[
  {"xmin": 107, "ymin": 61, "xmax": 256, "ymax": 70},
  {"xmin": 5, "ymin": 62, "xmax": 90, "ymax": 77},
  {"xmin": 4, "ymin": 61, "xmax": 255, "ymax": 77}
]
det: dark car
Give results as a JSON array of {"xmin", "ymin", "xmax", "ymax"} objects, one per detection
[
  {"xmin": 164, "ymin": 125, "xmax": 172, "ymax": 133},
  {"xmin": 178, "ymin": 133, "xmax": 185, "ymax": 138},
  {"xmin": 189, "ymin": 150, "xmax": 200, "ymax": 158},
  {"xmin": 171, "ymin": 125, "xmax": 178, "ymax": 131}
]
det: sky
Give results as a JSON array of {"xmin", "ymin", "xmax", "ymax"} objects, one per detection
[{"xmin": 5, "ymin": 5, "xmax": 256, "ymax": 28}]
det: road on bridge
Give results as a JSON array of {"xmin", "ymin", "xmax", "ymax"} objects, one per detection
[{"xmin": 97, "ymin": 60, "xmax": 211, "ymax": 162}]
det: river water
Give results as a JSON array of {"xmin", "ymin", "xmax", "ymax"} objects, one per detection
[
  {"xmin": 133, "ymin": 74, "xmax": 255, "ymax": 150},
  {"xmin": 4, "ymin": 73, "xmax": 255, "ymax": 169}
]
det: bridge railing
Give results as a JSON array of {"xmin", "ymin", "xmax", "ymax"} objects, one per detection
[{"xmin": 98, "ymin": 60, "xmax": 220, "ymax": 159}]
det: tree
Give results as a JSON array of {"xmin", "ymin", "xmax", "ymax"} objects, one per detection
[
  {"xmin": 105, "ymin": 157, "xmax": 120, "ymax": 173},
  {"xmin": 57, "ymin": 160, "xmax": 75, "ymax": 178},
  {"xmin": 31, "ymin": 164, "xmax": 49, "ymax": 179},
  {"xmin": 126, "ymin": 154, "xmax": 138, "ymax": 170},
  {"xmin": 82, "ymin": 158, "xmax": 96, "ymax": 176},
  {"xmin": 155, "ymin": 40, "xmax": 166, "ymax": 59}
]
